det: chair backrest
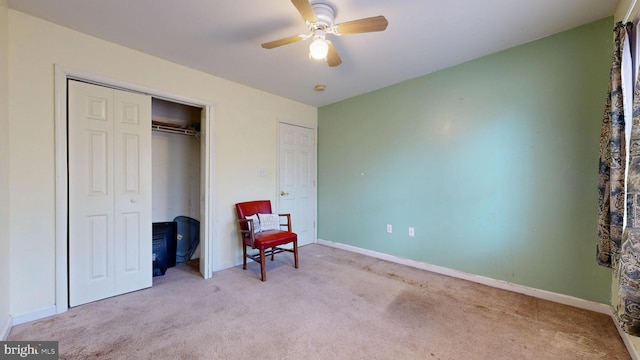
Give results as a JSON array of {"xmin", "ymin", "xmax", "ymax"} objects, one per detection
[{"xmin": 235, "ymin": 200, "xmax": 273, "ymax": 220}]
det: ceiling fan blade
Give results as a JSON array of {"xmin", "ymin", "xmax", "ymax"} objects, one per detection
[
  {"xmin": 335, "ymin": 15, "xmax": 388, "ymax": 35},
  {"xmin": 291, "ymin": 0, "xmax": 317, "ymax": 23},
  {"xmin": 261, "ymin": 35, "xmax": 305, "ymax": 49},
  {"xmin": 327, "ymin": 42, "xmax": 342, "ymax": 67}
]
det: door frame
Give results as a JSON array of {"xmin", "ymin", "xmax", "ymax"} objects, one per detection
[
  {"xmin": 54, "ymin": 65, "xmax": 216, "ymax": 313},
  {"xmin": 276, "ymin": 119, "xmax": 318, "ymax": 245}
]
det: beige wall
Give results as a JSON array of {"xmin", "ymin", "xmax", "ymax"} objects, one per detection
[
  {"xmin": 0, "ymin": 0, "xmax": 11, "ymax": 339},
  {"xmin": 7, "ymin": 10, "xmax": 316, "ymax": 317}
]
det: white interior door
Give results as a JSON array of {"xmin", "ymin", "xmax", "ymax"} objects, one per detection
[
  {"xmin": 68, "ymin": 80, "xmax": 152, "ymax": 307},
  {"xmin": 278, "ymin": 122, "xmax": 316, "ymax": 246}
]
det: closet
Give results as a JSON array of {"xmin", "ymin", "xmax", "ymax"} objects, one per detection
[
  {"xmin": 68, "ymin": 80, "xmax": 153, "ymax": 307},
  {"xmin": 63, "ymin": 74, "xmax": 211, "ymax": 310},
  {"xmin": 151, "ymin": 98, "xmax": 202, "ymax": 273}
]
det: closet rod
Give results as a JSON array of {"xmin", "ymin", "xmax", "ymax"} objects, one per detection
[{"xmin": 152, "ymin": 123, "xmax": 199, "ymax": 136}]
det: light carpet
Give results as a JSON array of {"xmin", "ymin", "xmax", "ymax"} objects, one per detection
[{"xmin": 8, "ymin": 244, "xmax": 629, "ymax": 359}]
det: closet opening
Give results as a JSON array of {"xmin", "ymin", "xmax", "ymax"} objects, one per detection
[{"xmin": 151, "ymin": 98, "xmax": 203, "ymax": 279}]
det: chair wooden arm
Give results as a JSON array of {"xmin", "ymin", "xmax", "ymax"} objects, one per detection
[
  {"xmin": 237, "ymin": 218, "xmax": 256, "ymax": 246},
  {"xmin": 278, "ymin": 213, "xmax": 292, "ymax": 232}
]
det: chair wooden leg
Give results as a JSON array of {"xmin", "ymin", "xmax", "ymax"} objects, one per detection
[
  {"xmin": 259, "ymin": 248, "xmax": 266, "ymax": 281},
  {"xmin": 271, "ymin": 247, "xmax": 275, "ymax": 261},
  {"xmin": 293, "ymin": 239, "xmax": 299, "ymax": 269},
  {"xmin": 242, "ymin": 245, "xmax": 247, "ymax": 270}
]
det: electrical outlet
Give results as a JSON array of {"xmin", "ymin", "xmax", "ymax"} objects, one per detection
[
  {"xmin": 409, "ymin": 227, "xmax": 415, "ymax": 237},
  {"xmin": 386, "ymin": 224, "xmax": 392, "ymax": 233}
]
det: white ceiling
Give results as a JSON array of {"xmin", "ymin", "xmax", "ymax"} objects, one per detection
[{"xmin": 8, "ymin": 0, "xmax": 619, "ymax": 107}]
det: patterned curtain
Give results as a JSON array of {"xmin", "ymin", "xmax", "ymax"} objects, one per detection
[
  {"xmin": 618, "ymin": 24, "xmax": 640, "ymax": 336},
  {"xmin": 597, "ymin": 22, "xmax": 630, "ymax": 270},
  {"xmin": 597, "ymin": 21, "xmax": 640, "ymax": 336}
]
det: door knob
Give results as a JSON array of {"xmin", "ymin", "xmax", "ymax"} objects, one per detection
[{"xmin": 280, "ymin": 191, "xmax": 289, "ymax": 196}]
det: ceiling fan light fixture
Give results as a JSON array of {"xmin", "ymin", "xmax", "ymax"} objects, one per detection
[
  {"xmin": 309, "ymin": 36, "xmax": 329, "ymax": 60},
  {"xmin": 311, "ymin": 2, "xmax": 337, "ymax": 28},
  {"xmin": 261, "ymin": 0, "xmax": 387, "ymax": 67}
]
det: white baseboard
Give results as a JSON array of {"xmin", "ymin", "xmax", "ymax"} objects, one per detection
[
  {"xmin": 1, "ymin": 315, "xmax": 11, "ymax": 340},
  {"xmin": 317, "ymin": 239, "xmax": 611, "ymax": 314},
  {"xmin": 11, "ymin": 306, "xmax": 57, "ymax": 326},
  {"xmin": 614, "ymin": 316, "xmax": 640, "ymax": 360}
]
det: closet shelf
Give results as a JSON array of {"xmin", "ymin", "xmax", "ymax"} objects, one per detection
[{"xmin": 152, "ymin": 121, "xmax": 199, "ymax": 137}]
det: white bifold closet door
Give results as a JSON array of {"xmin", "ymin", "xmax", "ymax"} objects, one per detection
[{"xmin": 68, "ymin": 80, "xmax": 152, "ymax": 307}]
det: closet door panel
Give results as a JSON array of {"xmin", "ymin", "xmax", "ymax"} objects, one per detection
[
  {"xmin": 68, "ymin": 81, "xmax": 116, "ymax": 307},
  {"xmin": 114, "ymin": 90, "xmax": 152, "ymax": 295}
]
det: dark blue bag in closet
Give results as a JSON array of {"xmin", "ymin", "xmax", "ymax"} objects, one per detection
[{"xmin": 173, "ymin": 216, "xmax": 200, "ymax": 263}]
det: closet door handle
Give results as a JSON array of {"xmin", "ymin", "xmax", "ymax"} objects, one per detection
[
  {"xmin": 130, "ymin": 198, "xmax": 137, "ymax": 203},
  {"xmin": 280, "ymin": 191, "xmax": 289, "ymax": 196}
]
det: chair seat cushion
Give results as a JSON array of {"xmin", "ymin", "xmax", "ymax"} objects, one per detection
[{"xmin": 254, "ymin": 230, "xmax": 297, "ymax": 249}]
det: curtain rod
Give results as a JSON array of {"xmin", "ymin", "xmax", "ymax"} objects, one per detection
[{"xmin": 625, "ymin": 0, "xmax": 639, "ymax": 23}]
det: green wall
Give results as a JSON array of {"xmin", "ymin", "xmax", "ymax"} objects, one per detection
[{"xmin": 318, "ymin": 17, "xmax": 613, "ymax": 303}]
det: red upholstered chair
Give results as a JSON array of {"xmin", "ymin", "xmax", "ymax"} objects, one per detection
[{"xmin": 235, "ymin": 200, "xmax": 298, "ymax": 281}]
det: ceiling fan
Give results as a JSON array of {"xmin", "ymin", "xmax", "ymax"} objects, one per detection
[{"xmin": 261, "ymin": 0, "xmax": 388, "ymax": 67}]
